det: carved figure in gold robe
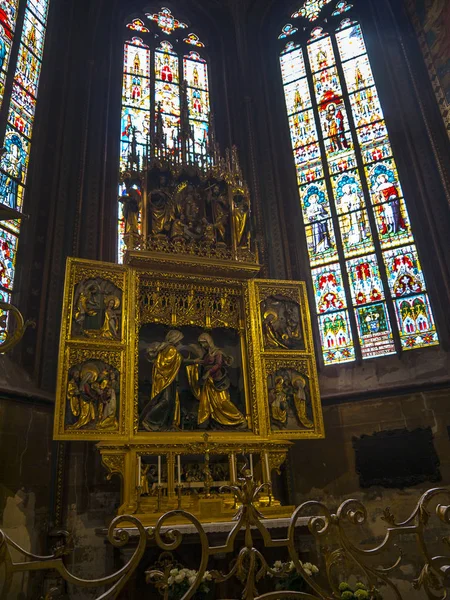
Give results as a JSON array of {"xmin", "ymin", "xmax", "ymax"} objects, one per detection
[
  {"xmin": 74, "ymin": 283, "xmax": 99, "ymax": 327},
  {"xmin": 100, "ymin": 296, "xmax": 121, "ymax": 340},
  {"xmin": 263, "ymin": 310, "xmax": 289, "ymax": 350},
  {"xmin": 149, "ymin": 175, "xmax": 174, "ymax": 234},
  {"xmin": 292, "ymin": 376, "xmax": 314, "ymax": 429},
  {"xmin": 140, "ymin": 464, "xmax": 150, "ymax": 495},
  {"xmin": 119, "ymin": 187, "xmax": 141, "ymax": 236},
  {"xmin": 68, "ymin": 366, "xmax": 98, "ymax": 430},
  {"xmin": 186, "ymin": 333, "xmax": 246, "ymax": 428},
  {"xmin": 97, "ymin": 370, "xmax": 119, "ymax": 431},
  {"xmin": 269, "ymin": 376, "xmax": 287, "ymax": 424},
  {"xmin": 232, "ymin": 192, "xmax": 250, "ymax": 248},
  {"xmin": 140, "ymin": 330, "xmax": 185, "ymax": 431}
]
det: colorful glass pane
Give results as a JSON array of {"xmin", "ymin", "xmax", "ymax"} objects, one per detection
[
  {"xmin": 28, "ymin": 0, "xmax": 48, "ymax": 24},
  {"xmin": 318, "ymin": 311, "xmax": 355, "ymax": 364},
  {"xmin": 190, "ymin": 119, "xmax": 209, "ymax": 154},
  {"xmin": 354, "ymin": 302, "xmax": 395, "ymax": 358},
  {"xmin": 279, "ymin": 24, "xmax": 298, "ymax": 39},
  {"xmin": 159, "ymin": 113, "xmax": 180, "ymax": 149},
  {"xmin": 120, "ymin": 106, "xmax": 150, "ymax": 145},
  {"xmin": 146, "ymin": 7, "xmax": 187, "ymax": 35},
  {"xmin": 356, "ymin": 119, "xmax": 388, "ymax": 147},
  {"xmin": 11, "ymin": 82, "xmax": 35, "ymax": 117},
  {"xmin": 338, "ymin": 209, "xmax": 374, "ymax": 257},
  {"xmin": 23, "ymin": 9, "xmax": 45, "ymax": 55},
  {"xmin": 0, "ymin": 128, "xmax": 28, "ymax": 208},
  {"xmin": 280, "ymin": 46, "xmax": 305, "ymax": 84},
  {"xmin": 155, "ymin": 46, "xmax": 179, "ymax": 84},
  {"xmin": 312, "ymin": 263, "xmax": 347, "ymax": 313},
  {"xmin": 126, "ymin": 19, "xmax": 149, "ymax": 33},
  {"xmin": 295, "ymin": 147, "xmax": 323, "ymax": 181},
  {"xmin": 360, "ymin": 135, "xmax": 392, "ymax": 165},
  {"xmin": 349, "ymin": 88, "xmax": 384, "ymax": 127},
  {"xmin": 122, "ymin": 72, "xmax": 151, "ymax": 109},
  {"xmin": 281, "ymin": 14, "xmax": 439, "ymax": 361},
  {"xmin": 155, "ymin": 80, "xmax": 180, "ymax": 116},
  {"xmin": 187, "ymin": 87, "xmax": 209, "ymax": 121},
  {"xmin": 0, "ymin": 226, "xmax": 17, "ymax": 291},
  {"xmin": 394, "ymin": 294, "xmax": 438, "ymax": 350},
  {"xmin": 15, "ymin": 43, "xmax": 42, "ymax": 96},
  {"xmin": 8, "ymin": 98, "xmax": 33, "ymax": 137},
  {"xmin": 307, "ymin": 35, "xmax": 334, "ymax": 72},
  {"xmin": 336, "ymin": 23, "xmax": 366, "ymax": 62},
  {"xmin": 365, "ymin": 158, "xmax": 403, "ymax": 205},
  {"xmin": 184, "ymin": 53, "xmax": 208, "ymax": 90},
  {"xmin": 347, "ymin": 255, "xmax": 385, "ymax": 305},
  {"xmin": 305, "ymin": 219, "xmax": 338, "ymax": 266},
  {"xmin": 284, "ymin": 78, "xmax": 312, "ymax": 115},
  {"xmin": 332, "ymin": 1, "xmax": 353, "ymax": 16},
  {"xmin": 292, "ymin": 0, "xmax": 333, "ymax": 22},
  {"xmin": 342, "ymin": 55, "xmax": 374, "ymax": 92},
  {"xmin": 124, "ymin": 39, "xmax": 150, "ymax": 77},
  {"xmin": 383, "ymin": 245, "xmax": 426, "ymax": 298},
  {"xmin": 300, "ymin": 180, "xmax": 330, "ymax": 223},
  {"xmin": 373, "ymin": 198, "xmax": 414, "ymax": 249},
  {"xmin": 183, "ymin": 33, "xmax": 204, "ymax": 47}
]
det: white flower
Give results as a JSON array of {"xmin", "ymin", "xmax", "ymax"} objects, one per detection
[
  {"xmin": 274, "ymin": 560, "xmax": 283, "ymax": 569},
  {"xmin": 311, "ymin": 565, "xmax": 319, "ymax": 574},
  {"xmin": 203, "ymin": 571, "xmax": 212, "ymax": 581},
  {"xmin": 288, "ymin": 561, "xmax": 295, "ymax": 572},
  {"xmin": 188, "ymin": 575, "xmax": 196, "ymax": 586},
  {"xmin": 175, "ymin": 572, "xmax": 186, "ymax": 583},
  {"xmin": 169, "ymin": 568, "xmax": 179, "ymax": 576},
  {"xmin": 304, "ymin": 567, "xmax": 312, "ymax": 576},
  {"xmin": 168, "ymin": 576, "xmax": 174, "ymax": 586}
]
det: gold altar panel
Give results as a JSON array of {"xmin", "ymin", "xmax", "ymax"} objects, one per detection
[
  {"xmin": 54, "ymin": 258, "xmax": 129, "ymax": 440},
  {"xmin": 249, "ymin": 280, "xmax": 324, "ymax": 440},
  {"xmin": 131, "ymin": 270, "xmax": 259, "ymax": 441},
  {"xmin": 54, "ymin": 346, "xmax": 127, "ymax": 439},
  {"xmin": 262, "ymin": 356, "xmax": 324, "ymax": 439}
]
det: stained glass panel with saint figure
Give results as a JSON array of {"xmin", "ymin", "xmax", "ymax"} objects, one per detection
[{"xmin": 280, "ymin": 2, "xmax": 438, "ymax": 362}]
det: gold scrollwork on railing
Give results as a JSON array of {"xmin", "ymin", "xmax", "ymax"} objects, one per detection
[
  {"xmin": 1, "ymin": 480, "xmax": 450, "ymax": 599},
  {"xmin": 0, "ymin": 299, "xmax": 34, "ymax": 353}
]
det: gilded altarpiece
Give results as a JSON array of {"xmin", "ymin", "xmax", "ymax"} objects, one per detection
[{"xmin": 54, "ymin": 258, "xmax": 323, "ymax": 524}]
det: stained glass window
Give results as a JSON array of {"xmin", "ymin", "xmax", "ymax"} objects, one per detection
[
  {"xmin": 280, "ymin": 2, "xmax": 438, "ymax": 363},
  {"xmin": 118, "ymin": 8, "xmax": 210, "ymax": 261},
  {"xmin": 0, "ymin": 0, "xmax": 50, "ymax": 332}
]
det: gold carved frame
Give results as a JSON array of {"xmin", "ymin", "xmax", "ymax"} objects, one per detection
[{"xmin": 54, "ymin": 260, "xmax": 323, "ymax": 443}]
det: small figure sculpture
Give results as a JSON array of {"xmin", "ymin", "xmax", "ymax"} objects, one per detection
[
  {"xmin": 119, "ymin": 186, "xmax": 141, "ymax": 237},
  {"xmin": 232, "ymin": 192, "xmax": 250, "ymax": 248},
  {"xmin": 100, "ymin": 296, "xmax": 121, "ymax": 340},
  {"xmin": 149, "ymin": 174, "xmax": 174, "ymax": 235},
  {"xmin": 292, "ymin": 376, "xmax": 314, "ymax": 429},
  {"xmin": 268, "ymin": 376, "xmax": 287, "ymax": 424}
]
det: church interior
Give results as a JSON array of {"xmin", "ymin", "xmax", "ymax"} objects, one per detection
[{"xmin": 0, "ymin": 0, "xmax": 450, "ymax": 598}]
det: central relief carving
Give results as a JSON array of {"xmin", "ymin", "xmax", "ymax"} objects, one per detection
[{"xmin": 138, "ymin": 324, "xmax": 247, "ymax": 432}]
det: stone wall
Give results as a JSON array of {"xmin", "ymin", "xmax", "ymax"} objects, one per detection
[{"xmin": 0, "ymin": 395, "xmax": 54, "ymax": 598}]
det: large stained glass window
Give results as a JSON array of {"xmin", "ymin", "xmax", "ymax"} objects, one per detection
[
  {"xmin": 0, "ymin": 0, "xmax": 50, "ymax": 328},
  {"xmin": 118, "ymin": 8, "xmax": 210, "ymax": 261},
  {"xmin": 279, "ymin": 2, "xmax": 438, "ymax": 364}
]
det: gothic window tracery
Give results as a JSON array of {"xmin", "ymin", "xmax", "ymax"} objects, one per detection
[
  {"xmin": 279, "ymin": 1, "xmax": 438, "ymax": 364},
  {"xmin": 118, "ymin": 7, "xmax": 210, "ymax": 261},
  {"xmin": 0, "ymin": 0, "xmax": 50, "ymax": 335}
]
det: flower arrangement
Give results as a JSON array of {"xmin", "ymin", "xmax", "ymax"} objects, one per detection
[
  {"xmin": 338, "ymin": 581, "xmax": 382, "ymax": 599},
  {"xmin": 268, "ymin": 559, "xmax": 319, "ymax": 591},
  {"xmin": 165, "ymin": 567, "xmax": 213, "ymax": 599}
]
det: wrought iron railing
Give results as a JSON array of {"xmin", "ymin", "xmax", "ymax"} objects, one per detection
[{"xmin": 1, "ymin": 474, "xmax": 450, "ymax": 599}]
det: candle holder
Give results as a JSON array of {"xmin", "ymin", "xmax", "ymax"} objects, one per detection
[
  {"xmin": 154, "ymin": 484, "xmax": 163, "ymax": 513},
  {"xmin": 175, "ymin": 483, "xmax": 183, "ymax": 509}
]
